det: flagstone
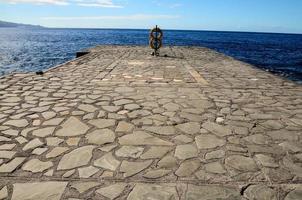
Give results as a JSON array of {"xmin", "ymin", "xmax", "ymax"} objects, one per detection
[
  {"xmin": 120, "ymin": 160, "xmax": 153, "ymax": 177},
  {"xmin": 22, "ymin": 159, "xmax": 53, "ymax": 173},
  {"xmin": 56, "ymin": 117, "xmax": 89, "ymax": 136},
  {"xmin": 11, "ymin": 182, "xmax": 67, "ymax": 200},
  {"xmin": 78, "ymin": 166, "xmax": 99, "ymax": 178},
  {"xmin": 71, "ymin": 182, "xmax": 101, "ymax": 193},
  {"xmin": 23, "ymin": 138, "xmax": 44, "ymax": 151},
  {"xmin": 46, "ymin": 147, "xmax": 69, "ymax": 158},
  {"xmin": 119, "ymin": 131, "xmax": 173, "ymax": 146},
  {"xmin": 4, "ymin": 119, "xmax": 28, "ymax": 128},
  {"xmin": 94, "ymin": 152, "xmax": 120, "ymax": 171},
  {"xmin": 195, "ymin": 134, "xmax": 226, "ymax": 149},
  {"xmin": 85, "ymin": 129, "xmax": 115, "ymax": 145},
  {"xmin": 57, "ymin": 145, "xmax": 95, "ymax": 170},
  {"xmin": 32, "ymin": 127, "xmax": 56, "ymax": 137},
  {"xmin": 88, "ymin": 119, "xmax": 116, "ymax": 129},
  {"xmin": 96, "ymin": 183, "xmax": 127, "ymax": 200},
  {"xmin": 0, "ymin": 157, "xmax": 26, "ymax": 173}
]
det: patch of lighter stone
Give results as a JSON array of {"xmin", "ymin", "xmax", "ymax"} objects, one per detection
[
  {"xmin": 11, "ymin": 182, "xmax": 68, "ymax": 200},
  {"xmin": 94, "ymin": 152, "xmax": 120, "ymax": 171},
  {"xmin": 96, "ymin": 183, "xmax": 128, "ymax": 199},
  {"xmin": 57, "ymin": 145, "xmax": 95, "ymax": 170},
  {"xmin": 120, "ymin": 160, "xmax": 153, "ymax": 178},
  {"xmin": 56, "ymin": 117, "xmax": 89, "ymax": 136}
]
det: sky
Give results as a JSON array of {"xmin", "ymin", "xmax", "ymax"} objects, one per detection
[{"xmin": 0, "ymin": 0, "xmax": 302, "ymax": 33}]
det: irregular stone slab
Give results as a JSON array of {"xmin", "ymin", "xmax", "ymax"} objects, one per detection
[
  {"xmin": 56, "ymin": 117, "xmax": 89, "ymax": 136},
  {"xmin": 119, "ymin": 131, "xmax": 173, "ymax": 146},
  {"xmin": 88, "ymin": 119, "xmax": 116, "ymax": 129},
  {"xmin": 175, "ymin": 159, "xmax": 200, "ymax": 177},
  {"xmin": 141, "ymin": 146, "xmax": 171, "ymax": 159},
  {"xmin": 143, "ymin": 126, "xmax": 176, "ymax": 135},
  {"xmin": 94, "ymin": 152, "xmax": 120, "ymax": 171},
  {"xmin": 114, "ymin": 99, "xmax": 133, "ymax": 106},
  {"xmin": 0, "ymin": 157, "xmax": 25, "ymax": 173},
  {"xmin": 0, "ymin": 186, "xmax": 8, "ymax": 199},
  {"xmin": 22, "ymin": 159, "xmax": 53, "ymax": 173},
  {"xmin": 186, "ymin": 184, "xmax": 241, "ymax": 200},
  {"xmin": 115, "ymin": 121, "xmax": 134, "ymax": 133},
  {"xmin": 43, "ymin": 118, "xmax": 64, "ymax": 126},
  {"xmin": 0, "ymin": 143, "xmax": 16, "ymax": 150},
  {"xmin": 243, "ymin": 134, "xmax": 271, "ymax": 145},
  {"xmin": 204, "ymin": 161, "xmax": 226, "ymax": 174},
  {"xmin": 143, "ymin": 169, "xmax": 171, "ymax": 179},
  {"xmin": 96, "ymin": 183, "xmax": 127, "ymax": 199},
  {"xmin": 3, "ymin": 96, "xmax": 21, "ymax": 103},
  {"xmin": 102, "ymin": 106, "xmax": 121, "ymax": 112},
  {"xmin": 23, "ymin": 138, "xmax": 44, "ymax": 151},
  {"xmin": 46, "ymin": 147, "xmax": 69, "ymax": 158},
  {"xmin": 32, "ymin": 148, "xmax": 48, "ymax": 155},
  {"xmin": 63, "ymin": 169, "xmax": 75, "ymax": 178},
  {"xmin": 255, "ymin": 154, "xmax": 279, "ymax": 168},
  {"xmin": 285, "ymin": 185, "xmax": 302, "ymax": 200},
  {"xmin": 11, "ymin": 182, "xmax": 67, "ymax": 200},
  {"xmin": 46, "ymin": 137, "xmax": 64, "ymax": 146},
  {"xmin": 115, "ymin": 146, "xmax": 144, "ymax": 158},
  {"xmin": 42, "ymin": 111, "xmax": 56, "ymax": 120},
  {"xmin": 163, "ymin": 102, "xmax": 180, "ymax": 111},
  {"xmin": 99, "ymin": 144, "xmax": 118, "ymax": 152},
  {"xmin": 173, "ymin": 134, "xmax": 193, "ymax": 144},
  {"xmin": 225, "ymin": 155, "xmax": 258, "ymax": 172},
  {"xmin": 32, "ymin": 127, "xmax": 56, "ymax": 137},
  {"xmin": 78, "ymin": 104, "xmax": 98, "ymax": 112},
  {"xmin": 71, "ymin": 182, "xmax": 101, "ymax": 193},
  {"xmin": 4, "ymin": 119, "xmax": 28, "ymax": 128},
  {"xmin": 279, "ymin": 141, "xmax": 302, "ymax": 153},
  {"xmin": 57, "ymin": 145, "xmax": 95, "ymax": 170},
  {"xmin": 176, "ymin": 122, "xmax": 200, "ymax": 135},
  {"xmin": 120, "ymin": 160, "xmax": 153, "ymax": 177},
  {"xmin": 157, "ymin": 155, "xmax": 178, "ymax": 169},
  {"xmin": 115, "ymin": 86, "xmax": 135, "ymax": 93},
  {"xmin": 205, "ymin": 150, "xmax": 225, "ymax": 160},
  {"xmin": 127, "ymin": 184, "xmax": 178, "ymax": 200},
  {"xmin": 174, "ymin": 143, "xmax": 198, "ymax": 160},
  {"xmin": 0, "ymin": 150, "xmax": 16, "ymax": 159},
  {"xmin": 202, "ymin": 121, "xmax": 232, "ymax": 137},
  {"xmin": 283, "ymin": 156, "xmax": 302, "ymax": 177},
  {"xmin": 78, "ymin": 166, "xmax": 99, "ymax": 178},
  {"xmin": 85, "ymin": 129, "xmax": 115, "ymax": 145},
  {"xmin": 195, "ymin": 134, "xmax": 226, "ymax": 149},
  {"xmin": 244, "ymin": 185, "xmax": 277, "ymax": 200}
]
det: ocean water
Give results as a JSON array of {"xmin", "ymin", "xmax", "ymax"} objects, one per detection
[{"xmin": 1, "ymin": 28, "xmax": 302, "ymax": 83}]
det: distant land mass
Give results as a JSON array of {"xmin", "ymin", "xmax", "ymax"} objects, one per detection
[{"xmin": 0, "ymin": 20, "xmax": 44, "ymax": 28}]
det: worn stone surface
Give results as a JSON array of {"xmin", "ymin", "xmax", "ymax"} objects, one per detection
[
  {"xmin": 11, "ymin": 182, "xmax": 67, "ymax": 200},
  {"xmin": 57, "ymin": 146, "xmax": 95, "ymax": 170},
  {"xmin": 56, "ymin": 117, "xmax": 89, "ymax": 136},
  {"xmin": 85, "ymin": 129, "xmax": 115, "ymax": 145},
  {"xmin": 127, "ymin": 184, "xmax": 178, "ymax": 200},
  {"xmin": 0, "ymin": 46, "xmax": 301, "ymax": 199},
  {"xmin": 96, "ymin": 183, "xmax": 127, "ymax": 199},
  {"xmin": 94, "ymin": 152, "xmax": 120, "ymax": 171}
]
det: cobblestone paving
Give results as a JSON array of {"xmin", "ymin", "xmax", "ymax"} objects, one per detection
[{"xmin": 0, "ymin": 45, "xmax": 301, "ymax": 199}]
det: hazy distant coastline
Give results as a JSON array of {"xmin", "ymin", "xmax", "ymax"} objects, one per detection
[{"xmin": 0, "ymin": 20, "xmax": 44, "ymax": 28}]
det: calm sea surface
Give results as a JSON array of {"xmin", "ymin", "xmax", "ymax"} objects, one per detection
[{"xmin": 1, "ymin": 28, "xmax": 302, "ymax": 83}]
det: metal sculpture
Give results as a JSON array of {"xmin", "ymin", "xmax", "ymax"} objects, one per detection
[{"xmin": 149, "ymin": 25, "xmax": 163, "ymax": 56}]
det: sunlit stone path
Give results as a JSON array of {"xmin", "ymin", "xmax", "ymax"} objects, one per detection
[{"xmin": 0, "ymin": 45, "xmax": 301, "ymax": 199}]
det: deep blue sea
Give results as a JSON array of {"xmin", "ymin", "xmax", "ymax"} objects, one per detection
[{"xmin": 1, "ymin": 28, "xmax": 302, "ymax": 83}]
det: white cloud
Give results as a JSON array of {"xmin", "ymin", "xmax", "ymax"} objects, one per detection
[
  {"xmin": 1, "ymin": 0, "xmax": 122, "ymax": 7},
  {"xmin": 5, "ymin": 0, "xmax": 69, "ymax": 5},
  {"xmin": 42, "ymin": 14, "xmax": 180, "ymax": 20}
]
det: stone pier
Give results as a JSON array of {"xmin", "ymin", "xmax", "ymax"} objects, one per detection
[{"xmin": 0, "ymin": 45, "xmax": 301, "ymax": 199}]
